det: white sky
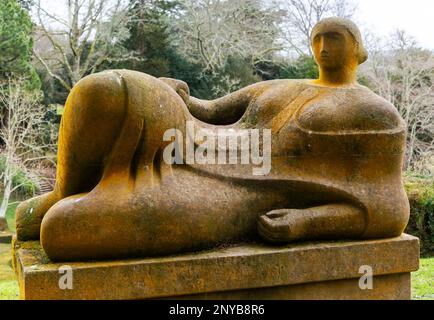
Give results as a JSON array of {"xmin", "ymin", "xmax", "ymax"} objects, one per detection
[
  {"xmin": 354, "ymin": 0, "xmax": 434, "ymax": 49},
  {"xmin": 36, "ymin": 0, "xmax": 434, "ymax": 50}
]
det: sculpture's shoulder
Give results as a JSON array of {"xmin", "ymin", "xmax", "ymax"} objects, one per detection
[
  {"xmin": 238, "ymin": 79, "xmax": 310, "ymax": 126},
  {"xmin": 296, "ymin": 84, "xmax": 405, "ymax": 133},
  {"xmin": 247, "ymin": 79, "xmax": 305, "ymax": 96},
  {"xmin": 245, "ymin": 79, "xmax": 309, "ymax": 112}
]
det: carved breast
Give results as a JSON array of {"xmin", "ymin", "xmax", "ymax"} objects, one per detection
[
  {"xmin": 267, "ymin": 83, "xmax": 406, "ymax": 162},
  {"xmin": 295, "ymin": 85, "xmax": 405, "ymax": 134}
]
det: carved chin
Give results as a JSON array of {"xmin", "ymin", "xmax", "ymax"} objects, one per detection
[{"xmin": 318, "ymin": 59, "xmax": 340, "ymax": 69}]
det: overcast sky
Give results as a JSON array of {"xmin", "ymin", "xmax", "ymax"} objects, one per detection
[
  {"xmin": 37, "ymin": 0, "xmax": 434, "ymax": 50},
  {"xmin": 355, "ymin": 0, "xmax": 434, "ymax": 49}
]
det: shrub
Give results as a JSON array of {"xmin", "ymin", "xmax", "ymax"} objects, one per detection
[{"xmin": 404, "ymin": 172, "xmax": 434, "ymax": 256}]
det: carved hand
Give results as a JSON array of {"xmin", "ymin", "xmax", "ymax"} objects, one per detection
[{"xmin": 159, "ymin": 77, "xmax": 190, "ymax": 104}]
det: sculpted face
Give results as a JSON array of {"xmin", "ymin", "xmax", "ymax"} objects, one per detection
[{"xmin": 312, "ymin": 25, "xmax": 358, "ymax": 71}]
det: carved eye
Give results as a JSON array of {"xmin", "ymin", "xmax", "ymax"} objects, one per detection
[{"xmin": 327, "ymin": 32, "xmax": 342, "ymax": 40}]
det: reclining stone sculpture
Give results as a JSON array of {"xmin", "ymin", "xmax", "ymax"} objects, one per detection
[{"xmin": 15, "ymin": 17, "xmax": 409, "ymax": 261}]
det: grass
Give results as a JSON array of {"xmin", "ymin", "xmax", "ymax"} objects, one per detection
[
  {"xmin": 6, "ymin": 201, "xmax": 18, "ymax": 232},
  {"xmin": 412, "ymin": 257, "xmax": 434, "ymax": 300},
  {"xmin": 0, "ymin": 243, "xmax": 18, "ymax": 300},
  {"xmin": 0, "ymin": 200, "xmax": 20, "ymax": 300},
  {"xmin": 0, "ymin": 281, "xmax": 18, "ymax": 300},
  {"xmin": 0, "ymin": 194, "xmax": 20, "ymax": 232}
]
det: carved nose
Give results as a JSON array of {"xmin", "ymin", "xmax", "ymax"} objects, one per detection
[
  {"xmin": 319, "ymin": 37, "xmax": 324, "ymax": 50},
  {"xmin": 319, "ymin": 37, "xmax": 328, "ymax": 53}
]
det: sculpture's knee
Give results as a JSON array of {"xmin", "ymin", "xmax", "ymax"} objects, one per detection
[
  {"xmin": 66, "ymin": 71, "xmax": 126, "ymax": 126},
  {"xmin": 40, "ymin": 194, "xmax": 135, "ymax": 261},
  {"xmin": 15, "ymin": 197, "xmax": 40, "ymax": 241},
  {"xmin": 385, "ymin": 202, "xmax": 410, "ymax": 237},
  {"xmin": 40, "ymin": 196, "xmax": 87, "ymax": 261},
  {"xmin": 363, "ymin": 197, "xmax": 410, "ymax": 239},
  {"xmin": 16, "ymin": 192, "xmax": 57, "ymax": 241},
  {"xmin": 60, "ymin": 71, "xmax": 127, "ymax": 166}
]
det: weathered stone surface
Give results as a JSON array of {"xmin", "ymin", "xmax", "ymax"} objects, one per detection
[
  {"xmin": 14, "ymin": 17, "xmax": 411, "ymax": 262},
  {"xmin": 180, "ymin": 273, "xmax": 411, "ymax": 300},
  {"xmin": 14, "ymin": 234, "xmax": 419, "ymax": 300}
]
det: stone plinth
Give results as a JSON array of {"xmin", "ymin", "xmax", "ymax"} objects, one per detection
[{"xmin": 13, "ymin": 234, "xmax": 419, "ymax": 300}]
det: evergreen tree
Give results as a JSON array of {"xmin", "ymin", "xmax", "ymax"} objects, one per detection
[
  {"xmin": 256, "ymin": 55, "xmax": 319, "ymax": 81},
  {"xmin": 0, "ymin": 0, "xmax": 40, "ymax": 89},
  {"xmin": 106, "ymin": 0, "xmax": 178, "ymax": 76}
]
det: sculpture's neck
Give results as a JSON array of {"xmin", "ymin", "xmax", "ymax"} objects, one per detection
[{"xmin": 316, "ymin": 67, "xmax": 358, "ymax": 87}]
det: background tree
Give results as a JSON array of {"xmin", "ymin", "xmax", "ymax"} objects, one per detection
[
  {"xmin": 360, "ymin": 31, "xmax": 434, "ymax": 175},
  {"xmin": 33, "ymin": 0, "xmax": 138, "ymax": 93},
  {"xmin": 169, "ymin": 0, "xmax": 283, "ymax": 97},
  {"xmin": 0, "ymin": 79, "xmax": 57, "ymax": 231},
  {"xmin": 255, "ymin": 54, "xmax": 319, "ymax": 80},
  {"xmin": 274, "ymin": 0, "xmax": 357, "ymax": 55},
  {"xmin": 105, "ymin": 0, "xmax": 212, "ymax": 98},
  {"xmin": 0, "ymin": 0, "xmax": 40, "ymax": 88},
  {"xmin": 108, "ymin": 0, "xmax": 179, "ymax": 75},
  {"xmin": 18, "ymin": 0, "xmax": 33, "ymax": 10},
  {"xmin": 172, "ymin": 0, "xmax": 283, "ymax": 72}
]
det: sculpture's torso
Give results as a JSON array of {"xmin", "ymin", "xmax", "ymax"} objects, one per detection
[
  {"xmin": 115, "ymin": 74, "xmax": 408, "ymax": 246},
  {"xmin": 15, "ymin": 15, "xmax": 413, "ymax": 262},
  {"xmin": 16, "ymin": 70, "xmax": 410, "ymax": 260}
]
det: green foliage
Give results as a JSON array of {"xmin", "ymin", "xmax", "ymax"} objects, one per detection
[
  {"xmin": 256, "ymin": 55, "xmax": 319, "ymax": 81},
  {"xmin": 281, "ymin": 56, "xmax": 319, "ymax": 80},
  {"xmin": 104, "ymin": 0, "xmax": 205, "ymax": 94},
  {"xmin": 191, "ymin": 56, "xmax": 261, "ymax": 99},
  {"xmin": 104, "ymin": 0, "xmax": 178, "ymax": 76},
  {"xmin": 164, "ymin": 48, "xmax": 204, "ymax": 96},
  {"xmin": 5, "ymin": 201, "xmax": 17, "ymax": 232},
  {"xmin": 0, "ymin": 0, "xmax": 40, "ymax": 89},
  {"xmin": 0, "ymin": 157, "xmax": 40, "ymax": 197},
  {"xmin": 105, "ymin": 1, "xmax": 261, "ymax": 100},
  {"xmin": 37, "ymin": 67, "xmax": 69, "ymax": 106},
  {"xmin": 404, "ymin": 173, "xmax": 434, "ymax": 256}
]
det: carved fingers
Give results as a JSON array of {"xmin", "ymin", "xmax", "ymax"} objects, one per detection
[
  {"xmin": 159, "ymin": 77, "xmax": 190, "ymax": 104},
  {"xmin": 258, "ymin": 209, "xmax": 306, "ymax": 243}
]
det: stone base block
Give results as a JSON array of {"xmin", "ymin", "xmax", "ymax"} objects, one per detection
[
  {"xmin": 0, "ymin": 231, "xmax": 13, "ymax": 244},
  {"xmin": 13, "ymin": 234, "xmax": 419, "ymax": 300}
]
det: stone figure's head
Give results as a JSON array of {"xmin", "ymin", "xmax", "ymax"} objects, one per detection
[{"xmin": 310, "ymin": 17, "xmax": 368, "ymax": 72}]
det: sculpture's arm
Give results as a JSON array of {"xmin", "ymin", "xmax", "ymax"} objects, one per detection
[
  {"xmin": 159, "ymin": 77, "xmax": 260, "ymax": 125},
  {"xmin": 258, "ymin": 204, "xmax": 366, "ymax": 243},
  {"xmin": 187, "ymin": 86, "xmax": 259, "ymax": 125}
]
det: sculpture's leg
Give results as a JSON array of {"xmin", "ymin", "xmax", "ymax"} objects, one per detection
[
  {"xmin": 16, "ymin": 71, "xmax": 127, "ymax": 240},
  {"xmin": 258, "ymin": 203, "xmax": 365, "ymax": 243}
]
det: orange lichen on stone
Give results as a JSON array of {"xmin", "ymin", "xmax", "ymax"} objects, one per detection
[{"xmin": 14, "ymin": 18, "xmax": 410, "ymax": 262}]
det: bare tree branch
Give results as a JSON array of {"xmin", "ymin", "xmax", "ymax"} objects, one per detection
[{"xmin": 33, "ymin": 0, "xmax": 138, "ymax": 91}]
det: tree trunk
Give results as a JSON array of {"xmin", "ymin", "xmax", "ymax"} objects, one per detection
[
  {"xmin": 0, "ymin": 217, "xmax": 8, "ymax": 232},
  {"xmin": 0, "ymin": 177, "xmax": 12, "ymax": 232}
]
